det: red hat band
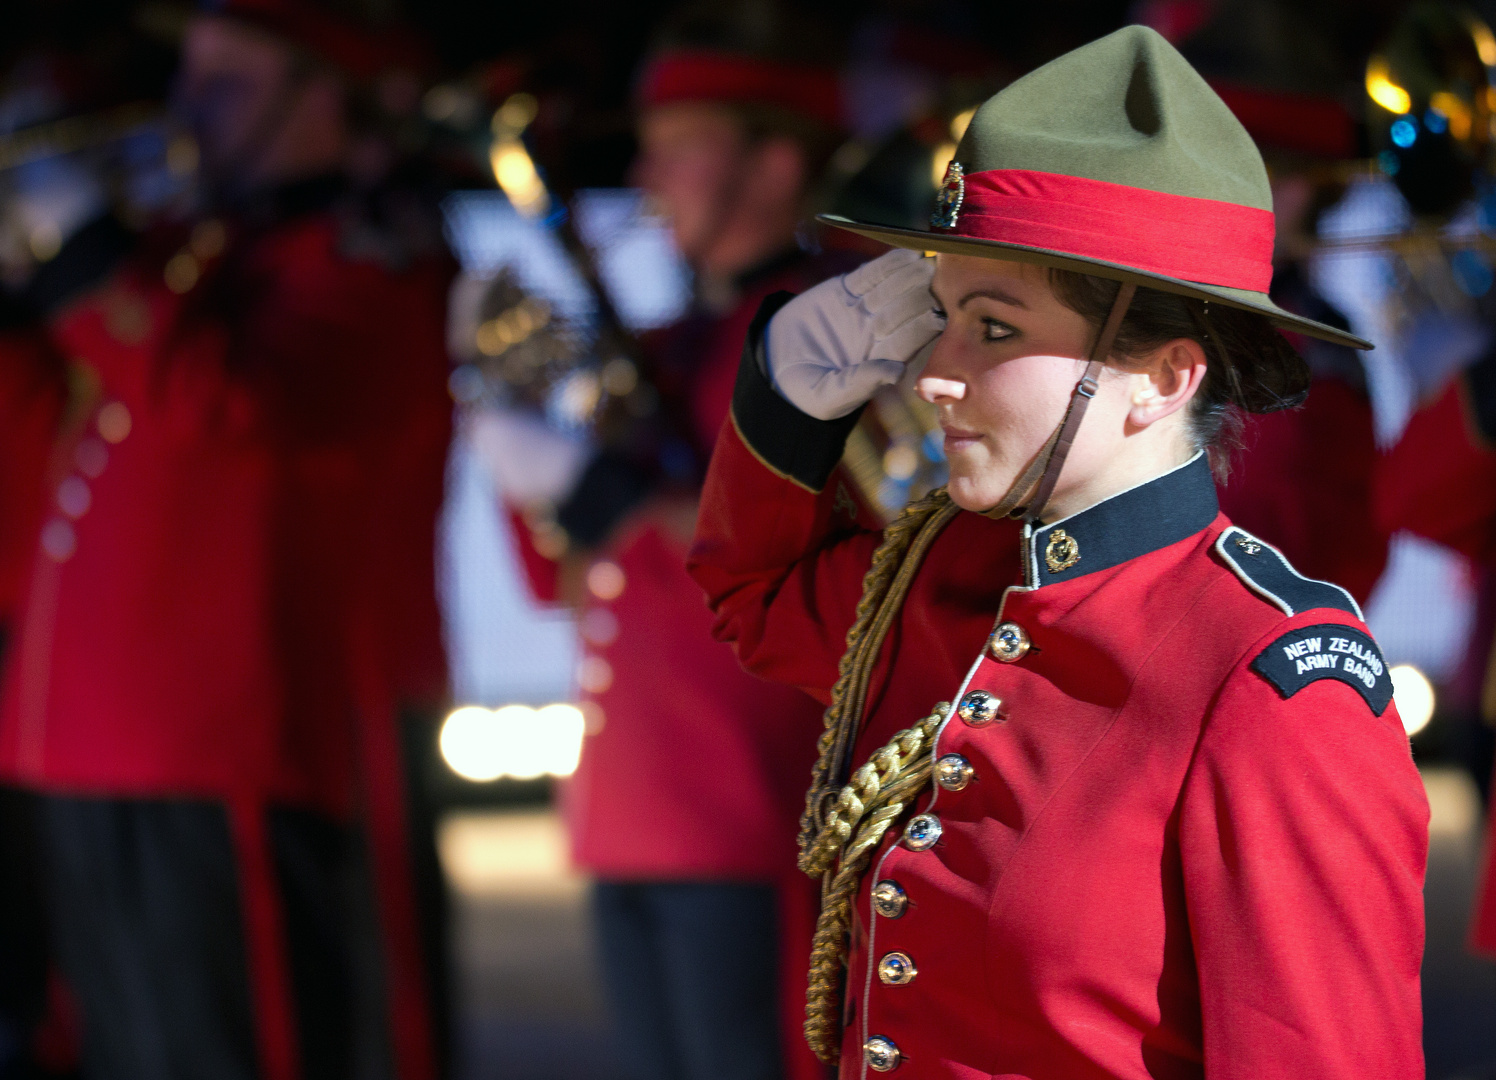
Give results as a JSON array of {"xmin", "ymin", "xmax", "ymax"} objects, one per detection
[
  {"xmin": 218, "ymin": 0, "xmax": 427, "ymax": 81},
  {"xmin": 638, "ymin": 50, "xmax": 844, "ymax": 131},
  {"xmin": 934, "ymin": 166, "xmax": 1276, "ymax": 293}
]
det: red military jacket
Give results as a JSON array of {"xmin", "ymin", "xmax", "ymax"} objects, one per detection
[
  {"xmin": 0, "ymin": 326, "xmax": 65, "ymax": 627},
  {"xmin": 688, "ymin": 311, "xmax": 1429, "ymax": 1079},
  {"xmin": 0, "ymin": 200, "xmax": 452, "ymax": 814}
]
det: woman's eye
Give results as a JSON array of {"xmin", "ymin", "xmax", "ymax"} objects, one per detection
[
  {"xmin": 932, "ymin": 307, "xmax": 948, "ymax": 321},
  {"xmin": 982, "ymin": 319, "xmax": 1015, "ymax": 341}
]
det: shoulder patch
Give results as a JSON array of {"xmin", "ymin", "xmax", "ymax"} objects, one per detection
[
  {"xmin": 1251, "ymin": 623, "xmax": 1393, "ymax": 715},
  {"xmin": 1215, "ymin": 527, "xmax": 1362, "ymax": 619}
]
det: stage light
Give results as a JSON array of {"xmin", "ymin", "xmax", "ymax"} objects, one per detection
[
  {"xmin": 1367, "ymin": 60, "xmax": 1412, "ymax": 114},
  {"xmin": 490, "ymin": 140, "xmax": 549, "ymax": 217},
  {"xmin": 440, "ymin": 705, "xmax": 510, "ymax": 781},
  {"xmin": 534, "ymin": 704, "xmax": 585, "ymax": 776},
  {"xmin": 1389, "ymin": 665, "xmax": 1435, "ymax": 736},
  {"xmin": 439, "ymin": 703, "xmax": 587, "ymax": 782}
]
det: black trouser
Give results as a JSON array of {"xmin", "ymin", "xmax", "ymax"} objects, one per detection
[
  {"xmin": 0, "ymin": 787, "xmax": 51, "ymax": 1080},
  {"xmin": 37, "ymin": 797, "xmax": 383, "ymax": 1080},
  {"xmin": 592, "ymin": 881, "xmax": 783, "ymax": 1080}
]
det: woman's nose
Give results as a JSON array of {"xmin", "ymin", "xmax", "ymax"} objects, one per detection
[
  {"xmin": 915, "ymin": 336, "xmax": 966, "ymax": 403},
  {"xmin": 916, "ymin": 376, "xmax": 965, "ymax": 404}
]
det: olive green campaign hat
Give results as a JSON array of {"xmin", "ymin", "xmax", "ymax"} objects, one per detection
[{"xmin": 819, "ymin": 25, "xmax": 1372, "ymax": 351}]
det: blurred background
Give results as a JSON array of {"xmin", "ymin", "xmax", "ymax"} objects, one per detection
[{"xmin": 1, "ymin": 0, "xmax": 1496, "ymax": 1078}]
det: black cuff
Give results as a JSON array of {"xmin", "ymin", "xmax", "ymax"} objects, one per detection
[
  {"xmin": 730, "ymin": 291, "xmax": 863, "ymax": 493},
  {"xmin": 556, "ymin": 451, "xmax": 656, "ymax": 548},
  {"xmin": 26, "ymin": 215, "xmax": 134, "ymax": 314},
  {"xmin": 1467, "ymin": 343, "xmax": 1496, "ymax": 444}
]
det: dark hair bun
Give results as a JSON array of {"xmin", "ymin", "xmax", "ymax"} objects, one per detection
[{"xmin": 1049, "ymin": 269, "xmax": 1311, "ymax": 478}]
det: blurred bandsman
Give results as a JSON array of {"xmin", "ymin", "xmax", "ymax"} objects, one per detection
[
  {"xmin": 1153, "ymin": 0, "xmax": 1390, "ymax": 604},
  {"xmin": 1365, "ymin": 2, "xmax": 1496, "ymax": 959},
  {"xmin": 0, "ymin": 3, "xmax": 454, "ymax": 1079},
  {"xmin": 1379, "ymin": 326, "xmax": 1496, "ymax": 954},
  {"xmin": 494, "ymin": 5, "xmax": 855, "ymax": 1078}
]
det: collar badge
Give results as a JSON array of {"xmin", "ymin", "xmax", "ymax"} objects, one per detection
[
  {"xmin": 1235, "ymin": 536, "xmax": 1263, "ymax": 556},
  {"xmin": 1044, "ymin": 528, "xmax": 1081, "ymax": 574},
  {"xmin": 931, "ymin": 160, "xmax": 965, "ymax": 230}
]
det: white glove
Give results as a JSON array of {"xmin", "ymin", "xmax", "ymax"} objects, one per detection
[
  {"xmin": 469, "ymin": 406, "xmax": 590, "ymax": 506},
  {"xmin": 766, "ymin": 248, "xmax": 943, "ymax": 420}
]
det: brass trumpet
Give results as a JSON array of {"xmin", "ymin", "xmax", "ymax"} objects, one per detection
[{"xmin": 0, "ymin": 102, "xmax": 174, "ymax": 173}]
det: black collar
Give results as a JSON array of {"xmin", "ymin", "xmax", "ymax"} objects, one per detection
[{"xmin": 1023, "ymin": 454, "xmax": 1218, "ymax": 587}]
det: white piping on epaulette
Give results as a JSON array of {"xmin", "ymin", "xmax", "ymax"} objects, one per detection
[
  {"xmin": 1213, "ymin": 527, "xmax": 1363, "ymax": 621},
  {"xmin": 857, "ymin": 584, "xmax": 1022, "ymax": 1079}
]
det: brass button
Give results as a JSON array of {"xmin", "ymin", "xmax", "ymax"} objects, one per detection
[
  {"xmin": 863, "ymin": 1036, "xmax": 901, "ymax": 1072},
  {"xmin": 935, "ymin": 754, "xmax": 974, "ymax": 791},
  {"xmin": 988, "ymin": 621, "xmax": 1030, "ymax": 662},
  {"xmin": 871, "ymin": 880, "xmax": 907, "ymax": 919},
  {"xmin": 877, "ymin": 951, "xmax": 917, "ymax": 985},
  {"xmin": 902, "ymin": 813, "xmax": 941, "ymax": 851},
  {"xmin": 956, "ymin": 689, "xmax": 1000, "ymax": 725}
]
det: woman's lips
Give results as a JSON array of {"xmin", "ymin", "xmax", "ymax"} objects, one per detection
[{"xmin": 942, "ymin": 425, "xmax": 983, "ymax": 452}]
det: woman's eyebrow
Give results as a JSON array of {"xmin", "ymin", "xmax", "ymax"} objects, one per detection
[{"xmin": 959, "ymin": 288, "xmax": 1028, "ymax": 310}]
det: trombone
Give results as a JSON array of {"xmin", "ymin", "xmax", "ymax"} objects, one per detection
[{"xmin": 0, "ymin": 102, "xmax": 172, "ymax": 173}]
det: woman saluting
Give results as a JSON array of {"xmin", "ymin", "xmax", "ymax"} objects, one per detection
[{"xmin": 689, "ymin": 25, "xmax": 1428, "ymax": 1080}]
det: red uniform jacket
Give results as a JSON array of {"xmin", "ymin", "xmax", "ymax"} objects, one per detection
[
  {"xmin": 0, "ymin": 199, "xmax": 452, "ymax": 813},
  {"xmin": 1377, "ymin": 367, "xmax": 1496, "ymax": 954},
  {"xmin": 688, "ymin": 307, "xmax": 1429, "ymax": 1079},
  {"xmin": 0, "ymin": 326, "xmax": 66, "ymax": 626}
]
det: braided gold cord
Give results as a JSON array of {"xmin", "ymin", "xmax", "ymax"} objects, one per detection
[
  {"xmin": 802, "ymin": 707, "xmax": 946, "ymax": 1063},
  {"xmin": 791, "ymin": 486, "xmax": 961, "ymax": 1064},
  {"xmin": 801, "ymin": 702, "xmax": 949, "ymax": 878},
  {"xmin": 796, "ymin": 487, "xmax": 958, "ymax": 871}
]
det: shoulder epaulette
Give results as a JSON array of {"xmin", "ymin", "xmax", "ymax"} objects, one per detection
[
  {"xmin": 1216, "ymin": 528, "xmax": 1394, "ymax": 714},
  {"xmin": 1214, "ymin": 526, "xmax": 1363, "ymax": 620}
]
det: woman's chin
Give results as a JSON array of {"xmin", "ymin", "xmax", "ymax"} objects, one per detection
[{"xmin": 945, "ymin": 471, "xmax": 1011, "ymax": 514}]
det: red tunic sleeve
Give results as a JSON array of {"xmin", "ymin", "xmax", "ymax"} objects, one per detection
[
  {"xmin": 1376, "ymin": 374, "xmax": 1496, "ymax": 563},
  {"xmin": 688, "ymin": 295, "xmax": 885, "ymax": 703},
  {"xmin": 1179, "ymin": 615, "xmax": 1428, "ymax": 1079}
]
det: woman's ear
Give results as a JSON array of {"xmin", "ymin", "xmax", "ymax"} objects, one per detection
[{"xmin": 1127, "ymin": 338, "xmax": 1208, "ymax": 430}]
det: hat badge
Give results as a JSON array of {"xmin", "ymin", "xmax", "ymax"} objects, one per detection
[{"xmin": 931, "ymin": 160, "xmax": 965, "ymax": 230}]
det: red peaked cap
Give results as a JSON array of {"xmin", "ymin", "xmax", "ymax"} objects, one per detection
[
  {"xmin": 637, "ymin": 49, "xmax": 845, "ymax": 131},
  {"xmin": 215, "ymin": 0, "xmax": 430, "ymax": 81}
]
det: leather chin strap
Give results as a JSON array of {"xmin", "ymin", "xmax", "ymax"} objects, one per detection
[{"xmin": 979, "ymin": 281, "xmax": 1137, "ymax": 523}]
